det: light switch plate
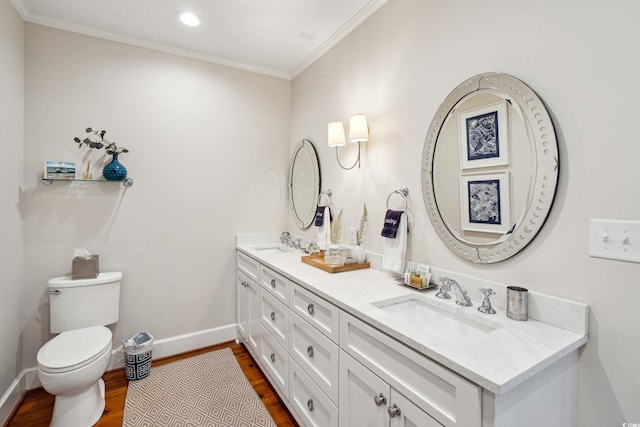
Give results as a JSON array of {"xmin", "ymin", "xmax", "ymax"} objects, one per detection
[{"xmin": 589, "ymin": 219, "xmax": 640, "ymax": 263}]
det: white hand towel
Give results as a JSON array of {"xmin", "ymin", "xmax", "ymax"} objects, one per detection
[
  {"xmin": 383, "ymin": 212, "xmax": 407, "ymax": 274},
  {"xmin": 317, "ymin": 207, "xmax": 331, "ymax": 250}
]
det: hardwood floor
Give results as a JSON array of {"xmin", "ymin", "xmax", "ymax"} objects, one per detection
[{"xmin": 5, "ymin": 341, "xmax": 298, "ymax": 427}]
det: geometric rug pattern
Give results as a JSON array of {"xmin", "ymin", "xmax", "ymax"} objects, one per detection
[{"xmin": 123, "ymin": 348, "xmax": 277, "ymax": 427}]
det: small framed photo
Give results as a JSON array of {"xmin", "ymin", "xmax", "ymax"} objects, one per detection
[
  {"xmin": 460, "ymin": 171, "xmax": 511, "ymax": 233},
  {"xmin": 44, "ymin": 161, "xmax": 76, "ymax": 180},
  {"xmin": 459, "ymin": 100, "xmax": 509, "ymax": 169}
]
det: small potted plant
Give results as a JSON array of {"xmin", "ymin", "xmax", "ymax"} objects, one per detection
[{"xmin": 74, "ymin": 128, "xmax": 129, "ymax": 181}]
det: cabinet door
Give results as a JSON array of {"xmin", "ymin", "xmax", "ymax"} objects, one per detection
[
  {"xmin": 339, "ymin": 350, "xmax": 389, "ymax": 427},
  {"xmin": 259, "ymin": 288, "xmax": 290, "ymax": 349},
  {"xmin": 246, "ymin": 278, "xmax": 260, "ymax": 355},
  {"xmin": 237, "ymin": 251, "xmax": 259, "ymax": 281},
  {"xmin": 389, "ymin": 389, "xmax": 442, "ymax": 427},
  {"xmin": 290, "ymin": 313, "xmax": 340, "ymax": 404},
  {"xmin": 236, "ymin": 271, "xmax": 249, "ymax": 339},
  {"xmin": 290, "ymin": 283, "xmax": 340, "ymax": 343},
  {"xmin": 259, "ymin": 265, "xmax": 290, "ymax": 304},
  {"xmin": 290, "ymin": 360, "xmax": 338, "ymax": 427},
  {"xmin": 340, "ymin": 312, "xmax": 481, "ymax": 427},
  {"xmin": 258, "ymin": 323, "xmax": 290, "ymax": 399}
]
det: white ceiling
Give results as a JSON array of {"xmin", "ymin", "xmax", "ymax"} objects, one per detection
[{"xmin": 11, "ymin": 0, "xmax": 387, "ymax": 79}]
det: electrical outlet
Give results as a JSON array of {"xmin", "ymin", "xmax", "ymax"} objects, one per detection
[
  {"xmin": 589, "ymin": 219, "xmax": 640, "ymax": 263},
  {"xmin": 348, "ymin": 227, "xmax": 357, "ymax": 245}
]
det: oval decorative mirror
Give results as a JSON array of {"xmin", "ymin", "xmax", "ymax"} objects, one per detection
[
  {"xmin": 421, "ymin": 73, "xmax": 558, "ymax": 263},
  {"xmin": 289, "ymin": 139, "xmax": 321, "ymax": 229}
]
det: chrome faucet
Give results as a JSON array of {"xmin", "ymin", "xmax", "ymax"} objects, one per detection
[
  {"xmin": 280, "ymin": 232, "xmax": 301, "ymax": 249},
  {"xmin": 436, "ymin": 276, "xmax": 472, "ymax": 307}
]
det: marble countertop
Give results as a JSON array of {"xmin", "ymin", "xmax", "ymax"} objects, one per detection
[{"xmin": 237, "ymin": 239, "xmax": 588, "ymax": 395}]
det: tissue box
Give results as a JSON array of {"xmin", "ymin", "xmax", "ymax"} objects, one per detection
[{"xmin": 72, "ymin": 255, "xmax": 99, "ymax": 279}]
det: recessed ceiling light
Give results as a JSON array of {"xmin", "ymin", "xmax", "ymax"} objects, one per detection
[{"xmin": 178, "ymin": 12, "xmax": 200, "ymax": 27}]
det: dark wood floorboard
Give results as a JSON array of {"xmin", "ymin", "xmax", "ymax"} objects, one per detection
[{"xmin": 4, "ymin": 341, "xmax": 298, "ymax": 427}]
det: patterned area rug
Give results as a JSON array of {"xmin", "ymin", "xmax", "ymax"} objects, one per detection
[{"xmin": 123, "ymin": 348, "xmax": 277, "ymax": 427}]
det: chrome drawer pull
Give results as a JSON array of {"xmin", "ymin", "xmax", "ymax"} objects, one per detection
[
  {"xmin": 270, "ymin": 312, "xmax": 276, "ymax": 321},
  {"xmin": 270, "ymin": 353, "xmax": 276, "ymax": 363},
  {"xmin": 307, "ymin": 303, "xmax": 315, "ymax": 315},
  {"xmin": 270, "ymin": 279, "xmax": 276, "ymax": 288},
  {"xmin": 307, "ymin": 399, "xmax": 314, "ymax": 411},
  {"xmin": 388, "ymin": 404, "xmax": 401, "ymax": 417},
  {"xmin": 373, "ymin": 393, "xmax": 387, "ymax": 406},
  {"xmin": 307, "ymin": 345, "xmax": 314, "ymax": 357}
]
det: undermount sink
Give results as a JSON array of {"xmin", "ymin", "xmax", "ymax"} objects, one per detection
[
  {"xmin": 372, "ymin": 296, "xmax": 499, "ymax": 343},
  {"xmin": 250, "ymin": 244, "xmax": 295, "ymax": 255}
]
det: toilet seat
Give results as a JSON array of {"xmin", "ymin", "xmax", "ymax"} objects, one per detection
[{"xmin": 38, "ymin": 326, "xmax": 112, "ymax": 374}]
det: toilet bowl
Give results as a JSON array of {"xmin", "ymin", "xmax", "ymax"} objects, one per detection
[
  {"xmin": 37, "ymin": 326, "xmax": 113, "ymax": 427},
  {"xmin": 38, "ymin": 272, "xmax": 122, "ymax": 427}
]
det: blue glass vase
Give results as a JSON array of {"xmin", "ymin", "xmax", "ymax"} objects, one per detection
[{"xmin": 103, "ymin": 154, "xmax": 127, "ymax": 181}]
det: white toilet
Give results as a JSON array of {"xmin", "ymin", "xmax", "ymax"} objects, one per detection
[{"xmin": 37, "ymin": 272, "xmax": 122, "ymax": 427}]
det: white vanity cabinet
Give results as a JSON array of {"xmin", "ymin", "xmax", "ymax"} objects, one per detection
[
  {"xmin": 340, "ymin": 312, "xmax": 482, "ymax": 427},
  {"xmin": 238, "ymin": 253, "xmax": 340, "ymax": 427},
  {"xmin": 236, "ymin": 247, "xmax": 583, "ymax": 427},
  {"xmin": 236, "ymin": 270, "xmax": 260, "ymax": 355},
  {"xmin": 340, "ymin": 350, "xmax": 441, "ymax": 427}
]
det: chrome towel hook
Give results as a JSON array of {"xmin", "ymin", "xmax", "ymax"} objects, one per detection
[{"xmin": 386, "ymin": 187, "xmax": 409, "ymax": 210}]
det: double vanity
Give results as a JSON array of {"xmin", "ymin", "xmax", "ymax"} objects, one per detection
[{"xmin": 236, "ymin": 235, "xmax": 588, "ymax": 427}]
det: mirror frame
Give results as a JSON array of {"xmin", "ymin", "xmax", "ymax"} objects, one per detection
[
  {"xmin": 288, "ymin": 139, "xmax": 321, "ymax": 229},
  {"xmin": 421, "ymin": 72, "xmax": 559, "ymax": 263}
]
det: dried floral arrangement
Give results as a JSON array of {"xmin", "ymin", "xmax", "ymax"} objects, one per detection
[
  {"xmin": 330, "ymin": 209, "xmax": 343, "ymax": 245},
  {"xmin": 356, "ymin": 203, "xmax": 368, "ymax": 246}
]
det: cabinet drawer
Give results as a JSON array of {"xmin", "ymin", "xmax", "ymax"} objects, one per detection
[
  {"xmin": 290, "ymin": 313, "xmax": 339, "ymax": 404},
  {"xmin": 259, "ymin": 266, "xmax": 289, "ymax": 304},
  {"xmin": 258, "ymin": 323, "xmax": 289, "ymax": 399},
  {"xmin": 259, "ymin": 289, "xmax": 290, "ymax": 350},
  {"xmin": 340, "ymin": 312, "xmax": 481, "ymax": 427},
  {"xmin": 237, "ymin": 251, "xmax": 259, "ymax": 281},
  {"xmin": 290, "ymin": 360, "xmax": 338, "ymax": 427},
  {"xmin": 290, "ymin": 283, "xmax": 340, "ymax": 343}
]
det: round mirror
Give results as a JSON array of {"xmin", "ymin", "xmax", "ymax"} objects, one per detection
[
  {"xmin": 289, "ymin": 139, "xmax": 321, "ymax": 229},
  {"xmin": 421, "ymin": 73, "xmax": 558, "ymax": 263}
]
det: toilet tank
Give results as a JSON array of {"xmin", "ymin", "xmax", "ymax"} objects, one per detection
[{"xmin": 48, "ymin": 272, "xmax": 122, "ymax": 333}]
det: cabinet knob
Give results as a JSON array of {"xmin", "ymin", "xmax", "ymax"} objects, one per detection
[
  {"xmin": 270, "ymin": 279, "xmax": 276, "ymax": 288},
  {"xmin": 307, "ymin": 303, "xmax": 315, "ymax": 315},
  {"xmin": 387, "ymin": 404, "xmax": 401, "ymax": 418},
  {"xmin": 307, "ymin": 399, "xmax": 314, "ymax": 411},
  {"xmin": 307, "ymin": 345, "xmax": 314, "ymax": 357},
  {"xmin": 373, "ymin": 393, "xmax": 387, "ymax": 406},
  {"xmin": 270, "ymin": 353, "xmax": 276, "ymax": 363},
  {"xmin": 270, "ymin": 312, "xmax": 276, "ymax": 321}
]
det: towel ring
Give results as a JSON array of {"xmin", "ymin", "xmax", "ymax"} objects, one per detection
[
  {"xmin": 386, "ymin": 187, "xmax": 409, "ymax": 210},
  {"xmin": 318, "ymin": 189, "xmax": 332, "ymax": 206}
]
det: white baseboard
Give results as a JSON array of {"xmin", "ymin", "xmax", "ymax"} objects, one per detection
[
  {"xmin": 0, "ymin": 323, "xmax": 237, "ymax": 424},
  {"xmin": 108, "ymin": 323, "xmax": 237, "ymax": 371},
  {"xmin": 0, "ymin": 374, "xmax": 24, "ymax": 426}
]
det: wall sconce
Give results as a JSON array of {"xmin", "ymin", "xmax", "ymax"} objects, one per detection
[{"xmin": 328, "ymin": 114, "xmax": 369, "ymax": 170}]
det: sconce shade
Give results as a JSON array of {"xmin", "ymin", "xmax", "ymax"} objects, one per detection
[
  {"xmin": 349, "ymin": 114, "xmax": 369, "ymax": 143},
  {"xmin": 328, "ymin": 122, "xmax": 346, "ymax": 147}
]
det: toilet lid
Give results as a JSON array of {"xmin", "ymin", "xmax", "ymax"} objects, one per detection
[{"xmin": 37, "ymin": 326, "xmax": 112, "ymax": 373}]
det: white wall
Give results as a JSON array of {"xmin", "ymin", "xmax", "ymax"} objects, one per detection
[
  {"xmin": 289, "ymin": 0, "xmax": 640, "ymax": 425},
  {"xmin": 22, "ymin": 24, "xmax": 291, "ymax": 369},
  {"xmin": 0, "ymin": 0, "xmax": 24, "ymax": 406}
]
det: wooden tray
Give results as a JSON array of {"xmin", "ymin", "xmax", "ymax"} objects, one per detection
[{"xmin": 301, "ymin": 252, "xmax": 370, "ymax": 274}]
